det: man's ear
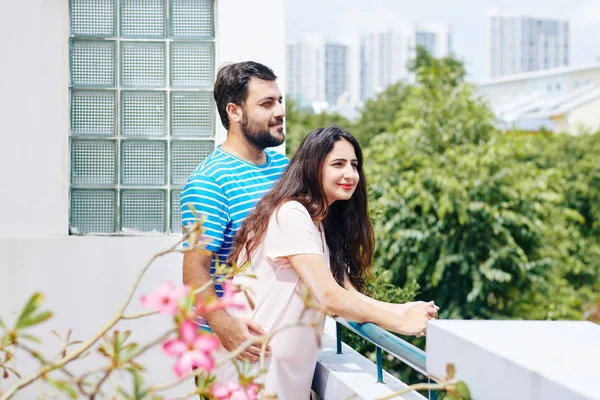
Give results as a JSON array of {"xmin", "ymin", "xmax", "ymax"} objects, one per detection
[{"xmin": 226, "ymin": 103, "xmax": 243, "ymax": 124}]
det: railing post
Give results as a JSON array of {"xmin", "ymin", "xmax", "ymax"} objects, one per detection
[
  {"xmin": 336, "ymin": 322, "xmax": 342, "ymax": 354},
  {"xmin": 376, "ymin": 346, "xmax": 383, "ymax": 383},
  {"xmin": 428, "ymin": 377, "xmax": 437, "ymax": 400}
]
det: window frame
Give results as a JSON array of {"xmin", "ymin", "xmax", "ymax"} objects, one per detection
[{"xmin": 68, "ymin": 0, "xmax": 216, "ymax": 236}]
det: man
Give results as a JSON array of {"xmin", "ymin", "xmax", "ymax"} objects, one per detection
[{"xmin": 180, "ymin": 61, "xmax": 288, "ymax": 362}]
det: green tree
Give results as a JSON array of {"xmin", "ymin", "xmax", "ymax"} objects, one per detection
[
  {"xmin": 505, "ymin": 131, "xmax": 600, "ymax": 318},
  {"xmin": 352, "ymin": 82, "xmax": 410, "ymax": 147},
  {"xmin": 351, "ymin": 47, "xmax": 466, "ymax": 148},
  {"xmin": 364, "ymin": 48, "xmax": 594, "ymax": 320},
  {"xmin": 291, "ymin": 48, "xmax": 599, "ymax": 384},
  {"xmin": 284, "ymin": 98, "xmax": 352, "ymax": 156}
]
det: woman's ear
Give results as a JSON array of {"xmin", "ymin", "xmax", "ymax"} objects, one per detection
[{"xmin": 226, "ymin": 103, "xmax": 243, "ymax": 124}]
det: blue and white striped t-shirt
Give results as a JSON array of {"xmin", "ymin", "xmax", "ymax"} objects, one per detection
[{"xmin": 180, "ymin": 146, "xmax": 289, "ymax": 296}]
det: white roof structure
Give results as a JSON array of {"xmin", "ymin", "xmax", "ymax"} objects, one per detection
[
  {"xmin": 496, "ymin": 83, "xmax": 600, "ymax": 123},
  {"xmin": 478, "ymin": 60, "xmax": 600, "ymax": 87},
  {"xmin": 476, "ymin": 61, "xmax": 600, "ymax": 131}
]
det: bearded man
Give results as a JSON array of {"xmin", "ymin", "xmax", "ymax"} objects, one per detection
[{"xmin": 181, "ymin": 61, "xmax": 288, "ymax": 363}]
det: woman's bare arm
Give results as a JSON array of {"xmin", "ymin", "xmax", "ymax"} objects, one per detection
[
  {"xmin": 287, "ymin": 254, "xmax": 431, "ymax": 336},
  {"xmin": 343, "ymin": 276, "xmax": 439, "ymax": 318}
]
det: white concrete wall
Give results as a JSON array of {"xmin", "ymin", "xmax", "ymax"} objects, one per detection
[
  {"xmin": 0, "ymin": 0, "xmax": 286, "ymax": 397},
  {"xmin": 427, "ymin": 320, "xmax": 600, "ymax": 400},
  {"xmin": 568, "ymin": 69, "xmax": 600, "ymax": 91},
  {"xmin": 0, "ymin": 237, "xmax": 186, "ymax": 398},
  {"xmin": 214, "ymin": 0, "xmax": 286, "ymax": 144},
  {"xmin": 568, "ymin": 95, "xmax": 600, "ymax": 134},
  {"xmin": 0, "ymin": 0, "xmax": 70, "ymax": 238}
]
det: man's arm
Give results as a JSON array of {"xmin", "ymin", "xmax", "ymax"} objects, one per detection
[{"xmin": 182, "ymin": 249, "xmax": 270, "ymax": 362}]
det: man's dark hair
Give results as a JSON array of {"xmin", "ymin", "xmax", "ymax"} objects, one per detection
[{"xmin": 213, "ymin": 61, "xmax": 277, "ymax": 130}]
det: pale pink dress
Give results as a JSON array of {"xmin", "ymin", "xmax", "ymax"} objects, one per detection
[{"xmin": 212, "ymin": 201, "xmax": 329, "ymax": 399}]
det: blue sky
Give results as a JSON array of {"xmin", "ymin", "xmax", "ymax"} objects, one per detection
[{"xmin": 284, "ymin": 0, "xmax": 600, "ymax": 81}]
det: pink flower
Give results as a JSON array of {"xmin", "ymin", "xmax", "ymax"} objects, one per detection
[
  {"xmin": 194, "ymin": 281, "xmax": 247, "ymax": 316},
  {"xmin": 140, "ymin": 281, "xmax": 190, "ymax": 315},
  {"xmin": 162, "ymin": 320, "xmax": 220, "ymax": 377},
  {"xmin": 245, "ymin": 384, "xmax": 260, "ymax": 399},
  {"xmin": 212, "ymin": 381, "xmax": 259, "ymax": 400},
  {"xmin": 221, "ymin": 281, "xmax": 247, "ymax": 311}
]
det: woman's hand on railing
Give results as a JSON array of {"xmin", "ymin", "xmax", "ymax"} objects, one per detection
[
  {"xmin": 410, "ymin": 301, "xmax": 439, "ymax": 319},
  {"xmin": 393, "ymin": 302, "xmax": 438, "ymax": 337},
  {"xmin": 390, "ymin": 301, "xmax": 439, "ymax": 319}
]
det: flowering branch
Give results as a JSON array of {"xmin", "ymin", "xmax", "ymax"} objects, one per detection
[
  {"xmin": 0, "ymin": 213, "xmax": 465, "ymax": 400},
  {"xmin": 0, "ymin": 221, "xmax": 200, "ymax": 400},
  {"xmin": 120, "ymin": 310, "xmax": 158, "ymax": 320}
]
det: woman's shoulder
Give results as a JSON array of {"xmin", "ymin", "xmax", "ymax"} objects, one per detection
[
  {"xmin": 272, "ymin": 200, "xmax": 312, "ymax": 223},
  {"xmin": 278, "ymin": 200, "xmax": 310, "ymax": 214}
]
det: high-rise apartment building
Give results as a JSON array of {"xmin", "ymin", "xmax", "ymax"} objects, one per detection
[
  {"xmin": 489, "ymin": 9, "xmax": 569, "ymax": 78},
  {"xmin": 285, "ymin": 36, "xmax": 349, "ymax": 108},
  {"xmin": 286, "ymin": 25, "xmax": 452, "ymax": 112},
  {"xmin": 359, "ymin": 24, "xmax": 452, "ymax": 101}
]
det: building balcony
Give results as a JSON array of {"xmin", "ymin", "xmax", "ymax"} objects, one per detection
[{"xmin": 312, "ymin": 317, "xmax": 600, "ymax": 400}]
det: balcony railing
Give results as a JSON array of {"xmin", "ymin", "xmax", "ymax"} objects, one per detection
[{"xmin": 333, "ymin": 317, "xmax": 437, "ymax": 400}]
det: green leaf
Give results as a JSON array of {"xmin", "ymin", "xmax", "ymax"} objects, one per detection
[
  {"xmin": 14, "ymin": 293, "xmax": 53, "ymax": 330},
  {"xmin": 113, "ymin": 330, "xmax": 120, "ymax": 357},
  {"xmin": 120, "ymin": 330, "xmax": 132, "ymax": 345},
  {"xmin": 0, "ymin": 315, "xmax": 6, "ymax": 330},
  {"xmin": 19, "ymin": 333, "xmax": 42, "ymax": 344},
  {"xmin": 180, "ymin": 292, "xmax": 195, "ymax": 313},
  {"xmin": 455, "ymin": 381, "xmax": 471, "ymax": 400},
  {"xmin": 121, "ymin": 342, "xmax": 140, "ymax": 362},
  {"xmin": 46, "ymin": 379, "xmax": 78, "ymax": 399},
  {"xmin": 27, "ymin": 349, "xmax": 45, "ymax": 364},
  {"xmin": 18, "ymin": 311, "xmax": 54, "ymax": 331},
  {"xmin": 1, "ymin": 334, "xmax": 12, "ymax": 347},
  {"xmin": 116, "ymin": 386, "xmax": 131, "ymax": 398},
  {"xmin": 132, "ymin": 369, "xmax": 148, "ymax": 399},
  {"xmin": 15, "ymin": 293, "xmax": 45, "ymax": 330}
]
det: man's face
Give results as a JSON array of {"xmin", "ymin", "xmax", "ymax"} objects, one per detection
[{"xmin": 240, "ymin": 78, "xmax": 286, "ymax": 149}]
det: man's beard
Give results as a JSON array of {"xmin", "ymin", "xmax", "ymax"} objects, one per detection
[{"xmin": 241, "ymin": 112, "xmax": 284, "ymax": 150}]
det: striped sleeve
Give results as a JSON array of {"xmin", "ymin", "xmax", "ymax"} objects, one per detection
[{"xmin": 180, "ymin": 174, "xmax": 229, "ymax": 253}]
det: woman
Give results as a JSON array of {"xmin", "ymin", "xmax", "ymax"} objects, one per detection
[{"xmin": 214, "ymin": 126, "xmax": 438, "ymax": 398}]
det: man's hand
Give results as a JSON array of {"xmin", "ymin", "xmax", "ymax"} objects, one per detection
[{"xmin": 210, "ymin": 314, "xmax": 271, "ymax": 363}]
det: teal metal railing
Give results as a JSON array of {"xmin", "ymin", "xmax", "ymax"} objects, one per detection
[{"xmin": 334, "ymin": 317, "xmax": 437, "ymax": 400}]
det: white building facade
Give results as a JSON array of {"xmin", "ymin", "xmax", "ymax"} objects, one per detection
[
  {"xmin": 477, "ymin": 62, "xmax": 600, "ymax": 133},
  {"xmin": 359, "ymin": 24, "xmax": 452, "ymax": 101},
  {"xmin": 489, "ymin": 9, "xmax": 569, "ymax": 78},
  {"xmin": 0, "ymin": 0, "xmax": 285, "ymax": 397},
  {"xmin": 285, "ymin": 36, "xmax": 349, "ymax": 109},
  {"xmin": 285, "ymin": 25, "xmax": 452, "ymax": 114}
]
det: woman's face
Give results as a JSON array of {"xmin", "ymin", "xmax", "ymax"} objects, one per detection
[{"xmin": 322, "ymin": 139, "xmax": 360, "ymax": 206}]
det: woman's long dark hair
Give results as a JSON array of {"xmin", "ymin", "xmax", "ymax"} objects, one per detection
[{"xmin": 228, "ymin": 126, "xmax": 375, "ymax": 292}]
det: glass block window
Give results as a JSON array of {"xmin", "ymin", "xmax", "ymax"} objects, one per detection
[{"xmin": 69, "ymin": 0, "xmax": 215, "ymax": 235}]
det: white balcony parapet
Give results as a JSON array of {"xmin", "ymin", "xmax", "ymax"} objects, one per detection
[
  {"xmin": 312, "ymin": 317, "xmax": 427, "ymax": 400},
  {"xmin": 426, "ymin": 320, "xmax": 600, "ymax": 400}
]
